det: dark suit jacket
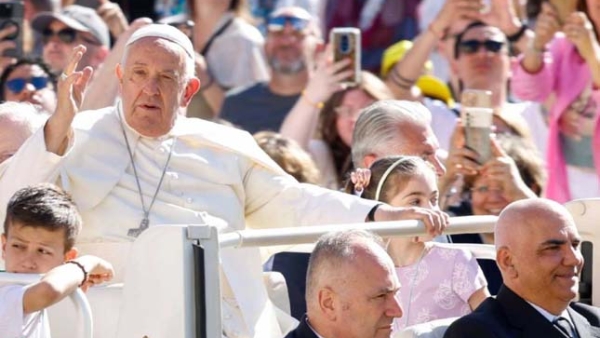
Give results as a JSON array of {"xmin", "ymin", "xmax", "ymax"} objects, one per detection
[
  {"xmin": 444, "ymin": 285, "xmax": 600, "ymax": 338},
  {"xmin": 285, "ymin": 315, "xmax": 319, "ymax": 338}
]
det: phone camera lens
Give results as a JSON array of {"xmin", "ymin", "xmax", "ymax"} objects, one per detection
[{"xmin": 339, "ymin": 34, "xmax": 351, "ymax": 54}]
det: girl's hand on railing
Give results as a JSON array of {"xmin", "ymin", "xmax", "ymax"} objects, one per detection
[{"xmin": 373, "ymin": 204, "xmax": 450, "ymax": 237}]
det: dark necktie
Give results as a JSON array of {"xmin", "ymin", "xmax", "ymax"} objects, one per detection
[{"xmin": 553, "ymin": 316, "xmax": 577, "ymax": 338}]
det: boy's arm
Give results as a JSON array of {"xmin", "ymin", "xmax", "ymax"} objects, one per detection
[{"xmin": 22, "ymin": 255, "xmax": 113, "ymax": 315}]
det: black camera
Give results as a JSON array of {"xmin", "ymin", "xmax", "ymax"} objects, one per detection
[{"xmin": 0, "ymin": 1, "xmax": 23, "ymax": 58}]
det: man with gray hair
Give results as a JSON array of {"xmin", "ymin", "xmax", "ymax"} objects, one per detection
[
  {"xmin": 286, "ymin": 229, "xmax": 403, "ymax": 338},
  {"xmin": 352, "ymin": 99, "xmax": 445, "ymax": 176},
  {"xmin": 1, "ymin": 24, "xmax": 447, "ymax": 338}
]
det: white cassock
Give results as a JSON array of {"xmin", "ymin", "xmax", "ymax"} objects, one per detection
[{"xmin": 0, "ymin": 103, "xmax": 377, "ymax": 337}]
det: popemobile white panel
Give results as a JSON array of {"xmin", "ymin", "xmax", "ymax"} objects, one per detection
[{"xmin": 564, "ymin": 198, "xmax": 600, "ymax": 307}]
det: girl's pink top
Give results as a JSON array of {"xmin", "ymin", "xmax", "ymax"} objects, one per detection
[{"xmin": 393, "ymin": 244, "xmax": 487, "ymax": 330}]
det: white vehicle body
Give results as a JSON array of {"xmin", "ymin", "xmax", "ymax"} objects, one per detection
[{"xmin": 1, "ymin": 198, "xmax": 598, "ymax": 338}]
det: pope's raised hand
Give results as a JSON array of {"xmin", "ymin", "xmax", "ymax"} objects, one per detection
[
  {"xmin": 56, "ymin": 45, "xmax": 94, "ymax": 120},
  {"xmin": 45, "ymin": 45, "xmax": 94, "ymax": 155}
]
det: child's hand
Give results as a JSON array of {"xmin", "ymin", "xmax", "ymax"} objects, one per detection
[{"xmin": 75, "ymin": 255, "xmax": 114, "ymax": 291}]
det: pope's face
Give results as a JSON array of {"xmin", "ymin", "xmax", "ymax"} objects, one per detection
[{"xmin": 117, "ymin": 37, "xmax": 198, "ymax": 137}]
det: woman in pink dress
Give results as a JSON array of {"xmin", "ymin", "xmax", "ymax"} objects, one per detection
[{"xmin": 349, "ymin": 156, "xmax": 489, "ymax": 330}]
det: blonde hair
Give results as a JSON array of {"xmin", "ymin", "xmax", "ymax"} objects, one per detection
[{"xmin": 254, "ymin": 131, "xmax": 321, "ymax": 184}]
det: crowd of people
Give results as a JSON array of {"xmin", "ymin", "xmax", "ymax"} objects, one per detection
[{"xmin": 0, "ymin": 0, "xmax": 599, "ymax": 337}]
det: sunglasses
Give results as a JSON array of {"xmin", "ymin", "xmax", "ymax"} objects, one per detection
[
  {"xmin": 267, "ymin": 16, "xmax": 309, "ymax": 32},
  {"xmin": 42, "ymin": 28, "xmax": 100, "ymax": 45},
  {"xmin": 458, "ymin": 39, "xmax": 504, "ymax": 55},
  {"xmin": 42, "ymin": 27, "xmax": 77, "ymax": 44},
  {"xmin": 5, "ymin": 76, "xmax": 49, "ymax": 93}
]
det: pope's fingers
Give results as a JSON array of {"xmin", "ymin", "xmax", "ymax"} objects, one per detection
[
  {"xmin": 58, "ymin": 72, "xmax": 83, "ymax": 89},
  {"xmin": 63, "ymin": 45, "xmax": 87, "ymax": 77},
  {"xmin": 73, "ymin": 68, "xmax": 93, "ymax": 96}
]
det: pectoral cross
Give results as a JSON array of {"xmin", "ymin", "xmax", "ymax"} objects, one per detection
[{"xmin": 128, "ymin": 217, "xmax": 149, "ymax": 238}]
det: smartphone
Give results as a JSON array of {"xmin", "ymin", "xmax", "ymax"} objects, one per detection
[
  {"xmin": 461, "ymin": 90, "xmax": 494, "ymax": 164},
  {"xmin": 549, "ymin": 0, "xmax": 578, "ymax": 25},
  {"xmin": 76, "ymin": 0, "xmax": 101, "ymax": 10},
  {"xmin": 0, "ymin": 1, "xmax": 23, "ymax": 58},
  {"xmin": 330, "ymin": 27, "xmax": 361, "ymax": 87}
]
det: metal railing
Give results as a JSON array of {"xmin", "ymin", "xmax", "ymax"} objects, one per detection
[{"xmin": 190, "ymin": 215, "xmax": 498, "ymax": 338}]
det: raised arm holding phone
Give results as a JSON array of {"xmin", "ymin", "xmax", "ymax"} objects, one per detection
[{"xmin": 512, "ymin": 0, "xmax": 600, "ymax": 203}]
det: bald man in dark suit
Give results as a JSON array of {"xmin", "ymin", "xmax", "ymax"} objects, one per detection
[{"xmin": 445, "ymin": 199, "xmax": 600, "ymax": 338}]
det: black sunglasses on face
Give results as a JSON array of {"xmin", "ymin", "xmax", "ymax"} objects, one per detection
[
  {"xmin": 458, "ymin": 39, "xmax": 504, "ymax": 55},
  {"xmin": 41, "ymin": 28, "xmax": 101, "ymax": 46},
  {"xmin": 5, "ymin": 76, "xmax": 49, "ymax": 93},
  {"xmin": 42, "ymin": 28, "xmax": 77, "ymax": 44}
]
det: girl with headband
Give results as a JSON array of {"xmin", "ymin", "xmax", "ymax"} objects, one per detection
[{"xmin": 349, "ymin": 156, "xmax": 489, "ymax": 330}]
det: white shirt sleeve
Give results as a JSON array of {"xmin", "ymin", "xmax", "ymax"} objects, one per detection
[
  {"xmin": 0, "ymin": 284, "xmax": 26, "ymax": 337},
  {"xmin": 0, "ymin": 284, "xmax": 50, "ymax": 338}
]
